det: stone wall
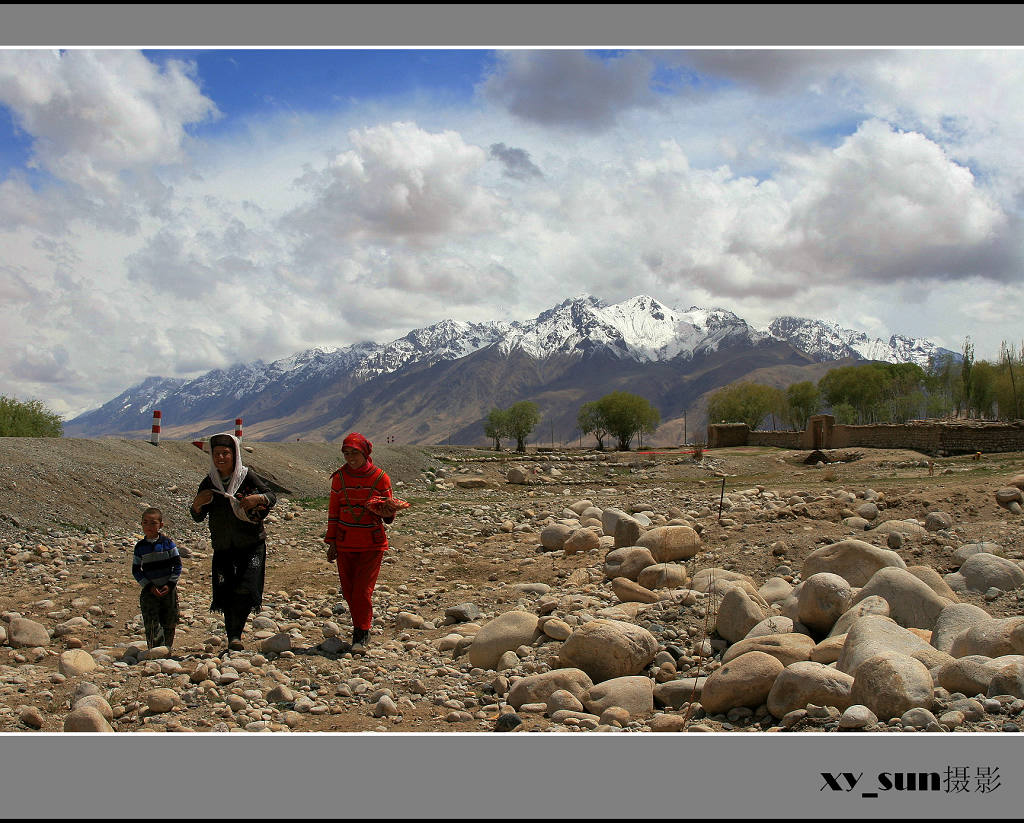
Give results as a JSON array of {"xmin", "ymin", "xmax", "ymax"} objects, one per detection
[{"xmin": 709, "ymin": 416, "xmax": 1024, "ymax": 455}]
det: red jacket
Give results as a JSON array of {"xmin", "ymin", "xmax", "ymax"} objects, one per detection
[{"xmin": 324, "ymin": 463, "xmax": 393, "ymax": 551}]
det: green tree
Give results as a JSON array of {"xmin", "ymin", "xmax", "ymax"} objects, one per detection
[
  {"xmin": 592, "ymin": 392, "xmax": 660, "ymax": 451},
  {"xmin": 925, "ymin": 352, "xmax": 957, "ymax": 419},
  {"xmin": 506, "ymin": 401, "xmax": 540, "ymax": 453},
  {"xmin": 1000, "ymin": 341, "xmax": 1021, "ymax": 419},
  {"xmin": 0, "ymin": 395, "xmax": 64, "ymax": 437},
  {"xmin": 970, "ymin": 360, "xmax": 997, "ymax": 419},
  {"xmin": 818, "ymin": 364, "xmax": 889, "ymax": 423},
  {"xmin": 483, "ymin": 407, "xmax": 510, "ymax": 450},
  {"xmin": 960, "ymin": 337, "xmax": 974, "ymax": 417},
  {"xmin": 832, "ymin": 401, "xmax": 857, "ymax": 425},
  {"xmin": 784, "ymin": 381, "xmax": 820, "ymax": 430},
  {"xmin": 706, "ymin": 382, "xmax": 778, "ymax": 430},
  {"xmin": 576, "ymin": 401, "xmax": 609, "ymax": 450}
]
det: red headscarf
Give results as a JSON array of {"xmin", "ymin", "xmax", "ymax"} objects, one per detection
[{"xmin": 343, "ymin": 432, "xmax": 372, "ymax": 457}]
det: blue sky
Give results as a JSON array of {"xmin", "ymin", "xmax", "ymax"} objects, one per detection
[
  {"xmin": 1, "ymin": 47, "xmax": 1023, "ymax": 417},
  {"xmin": 144, "ymin": 49, "xmax": 495, "ymax": 125}
]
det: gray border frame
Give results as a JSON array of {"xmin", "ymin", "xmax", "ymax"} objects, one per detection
[{"xmin": 1, "ymin": 4, "xmax": 1022, "ymax": 818}]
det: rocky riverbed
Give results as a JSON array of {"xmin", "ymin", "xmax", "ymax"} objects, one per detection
[{"xmin": 2, "ymin": 438, "xmax": 1024, "ymax": 734}]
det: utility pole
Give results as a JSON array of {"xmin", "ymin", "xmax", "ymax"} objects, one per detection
[{"xmin": 683, "ymin": 410, "xmax": 687, "ymax": 446}]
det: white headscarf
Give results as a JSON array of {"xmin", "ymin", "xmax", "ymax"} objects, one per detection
[{"xmin": 208, "ymin": 432, "xmax": 252, "ymax": 523}]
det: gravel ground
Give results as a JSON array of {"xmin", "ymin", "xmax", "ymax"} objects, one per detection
[{"xmin": 2, "ymin": 439, "xmax": 1024, "ymax": 735}]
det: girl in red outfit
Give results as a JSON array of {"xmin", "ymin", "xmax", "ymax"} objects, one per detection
[{"xmin": 323, "ymin": 433, "xmax": 397, "ymax": 652}]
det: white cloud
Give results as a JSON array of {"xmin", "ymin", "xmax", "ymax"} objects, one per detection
[
  {"xmin": 0, "ymin": 50, "xmax": 217, "ymax": 196},
  {"xmin": 4, "ymin": 49, "xmax": 1024, "ymax": 417},
  {"xmin": 284, "ymin": 122, "xmax": 500, "ymax": 249},
  {"xmin": 481, "ymin": 50, "xmax": 657, "ymax": 131},
  {"xmin": 775, "ymin": 119, "xmax": 1012, "ymax": 283}
]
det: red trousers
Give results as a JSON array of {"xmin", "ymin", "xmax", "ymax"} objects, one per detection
[{"xmin": 335, "ymin": 550, "xmax": 385, "ymax": 631}]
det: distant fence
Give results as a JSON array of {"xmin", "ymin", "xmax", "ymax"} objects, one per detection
[{"xmin": 708, "ymin": 415, "xmax": 1024, "ymax": 455}]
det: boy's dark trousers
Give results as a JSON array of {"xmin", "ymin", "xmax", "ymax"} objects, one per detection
[{"xmin": 140, "ymin": 583, "xmax": 179, "ymax": 649}]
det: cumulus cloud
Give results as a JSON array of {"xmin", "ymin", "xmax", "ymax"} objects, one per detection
[
  {"xmin": 5, "ymin": 49, "xmax": 1024, "ymax": 417},
  {"xmin": 9, "ymin": 344, "xmax": 77, "ymax": 384},
  {"xmin": 774, "ymin": 119, "xmax": 1012, "ymax": 282},
  {"xmin": 489, "ymin": 142, "xmax": 543, "ymax": 180},
  {"xmin": 284, "ymin": 121, "xmax": 500, "ymax": 248},
  {"xmin": 0, "ymin": 50, "xmax": 217, "ymax": 196},
  {"xmin": 481, "ymin": 50, "xmax": 657, "ymax": 131}
]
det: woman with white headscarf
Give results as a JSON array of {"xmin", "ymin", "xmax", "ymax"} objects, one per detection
[{"xmin": 190, "ymin": 432, "xmax": 276, "ymax": 651}]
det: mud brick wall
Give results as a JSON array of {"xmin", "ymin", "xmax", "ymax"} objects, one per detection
[
  {"xmin": 748, "ymin": 430, "xmax": 804, "ymax": 449},
  {"xmin": 710, "ymin": 419, "xmax": 1024, "ymax": 455},
  {"xmin": 708, "ymin": 423, "xmax": 751, "ymax": 448}
]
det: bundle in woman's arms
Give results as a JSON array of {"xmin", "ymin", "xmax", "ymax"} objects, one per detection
[{"xmin": 365, "ymin": 496, "xmax": 410, "ymax": 518}]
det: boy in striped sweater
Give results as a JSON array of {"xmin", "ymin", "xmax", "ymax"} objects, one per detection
[{"xmin": 132, "ymin": 507, "xmax": 182, "ymax": 650}]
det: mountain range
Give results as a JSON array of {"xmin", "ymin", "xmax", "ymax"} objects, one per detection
[{"xmin": 66, "ymin": 295, "xmax": 957, "ymax": 446}]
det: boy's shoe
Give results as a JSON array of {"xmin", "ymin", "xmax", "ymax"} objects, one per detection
[{"xmin": 228, "ymin": 637, "xmax": 244, "ymax": 651}]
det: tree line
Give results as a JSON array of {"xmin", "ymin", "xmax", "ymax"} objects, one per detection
[
  {"xmin": 484, "ymin": 391, "xmax": 661, "ymax": 452},
  {"xmin": 706, "ymin": 338, "xmax": 1024, "ymax": 430},
  {"xmin": 0, "ymin": 395, "xmax": 64, "ymax": 437}
]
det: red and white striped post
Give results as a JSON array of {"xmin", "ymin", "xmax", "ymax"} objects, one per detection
[
  {"xmin": 235, "ymin": 417, "xmax": 243, "ymax": 440},
  {"xmin": 151, "ymin": 410, "xmax": 162, "ymax": 446}
]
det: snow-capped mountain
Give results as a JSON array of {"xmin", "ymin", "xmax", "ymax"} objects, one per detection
[
  {"xmin": 767, "ymin": 317, "xmax": 957, "ymax": 368},
  {"xmin": 496, "ymin": 295, "xmax": 767, "ymax": 360},
  {"xmin": 67, "ymin": 294, "xmax": 954, "ymax": 441}
]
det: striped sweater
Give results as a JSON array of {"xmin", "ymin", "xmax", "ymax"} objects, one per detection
[
  {"xmin": 324, "ymin": 464, "xmax": 394, "ymax": 551},
  {"xmin": 132, "ymin": 534, "xmax": 182, "ymax": 588}
]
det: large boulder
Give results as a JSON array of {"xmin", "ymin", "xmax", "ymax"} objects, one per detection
[
  {"xmin": 581, "ymin": 676, "xmax": 654, "ymax": 716},
  {"xmin": 798, "ymin": 573, "xmax": 853, "ymax": 635},
  {"xmin": 145, "ymin": 688, "xmax": 182, "ymax": 714},
  {"xmin": 924, "ymin": 511, "xmax": 953, "ymax": 532},
  {"xmin": 558, "ymin": 619, "xmax": 659, "ymax": 683},
  {"xmin": 603, "ymin": 547, "xmax": 657, "ymax": 581},
  {"xmin": 936, "ymin": 656, "xmax": 998, "ymax": 697},
  {"xmin": 849, "ymin": 652, "xmax": 934, "ymax": 721},
  {"xmin": 654, "ymin": 678, "xmax": 707, "ymax": 709},
  {"xmin": 801, "ymin": 539, "xmax": 906, "ymax": 587},
  {"xmin": 690, "ymin": 568, "xmax": 758, "ymax": 594},
  {"xmin": 699, "ymin": 651, "xmax": 784, "ymax": 714},
  {"xmin": 988, "ymin": 661, "xmax": 1024, "ymax": 699},
  {"xmin": 714, "ymin": 587, "xmax": 765, "ymax": 644},
  {"xmin": 766, "ymin": 661, "xmax": 855, "ymax": 718},
  {"xmin": 540, "ymin": 524, "xmax": 573, "ymax": 551},
  {"xmin": 72, "ymin": 695, "xmax": 114, "ymax": 723},
  {"xmin": 63, "ymin": 707, "xmax": 113, "ymax": 732},
  {"xmin": 850, "ymin": 567, "xmax": 952, "ymax": 631},
  {"xmin": 507, "ymin": 668, "xmax": 594, "ymax": 710},
  {"xmin": 610, "ymin": 577, "xmax": 660, "ymax": 604},
  {"xmin": 8, "ymin": 617, "xmax": 50, "ymax": 648},
  {"xmin": 636, "ymin": 526, "xmax": 702, "ymax": 562},
  {"xmin": 468, "ymin": 611, "xmax": 541, "ymax": 670},
  {"xmin": 563, "ymin": 529, "xmax": 601, "ymax": 556},
  {"xmin": 58, "ymin": 649, "xmax": 98, "ymax": 677},
  {"xmin": 871, "ymin": 520, "xmax": 928, "ymax": 539},
  {"xmin": 836, "ymin": 615, "xmax": 932, "ymax": 676},
  {"xmin": 828, "ymin": 595, "xmax": 890, "ymax": 638},
  {"xmin": 945, "ymin": 553, "xmax": 1024, "ymax": 594},
  {"xmin": 600, "ymin": 507, "xmax": 631, "ymax": 538},
  {"xmin": 758, "ymin": 578, "xmax": 794, "ymax": 605},
  {"xmin": 931, "ymin": 603, "xmax": 994, "ymax": 654},
  {"xmin": 637, "ymin": 563, "xmax": 689, "ymax": 590},
  {"xmin": 722, "ymin": 633, "xmax": 814, "ymax": 667},
  {"xmin": 905, "ymin": 565, "xmax": 959, "ymax": 602},
  {"xmin": 949, "ymin": 617, "xmax": 1024, "ymax": 659},
  {"xmin": 745, "ymin": 616, "xmax": 796, "ymax": 640}
]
